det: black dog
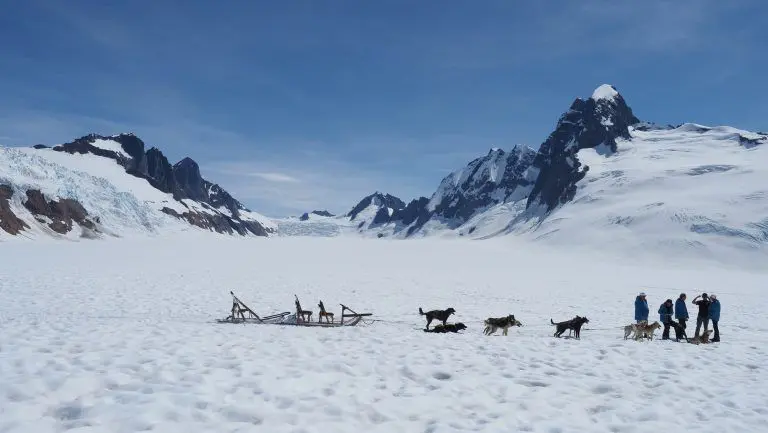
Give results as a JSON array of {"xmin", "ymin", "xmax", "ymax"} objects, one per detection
[
  {"xmin": 424, "ymin": 323, "xmax": 467, "ymax": 333},
  {"xmin": 418, "ymin": 307, "xmax": 456, "ymax": 329},
  {"xmin": 551, "ymin": 316, "xmax": 590, "ymax": 339},
  {"xmin": 668, "ymin": 320, "xmax": 689, "ymax": 342}
]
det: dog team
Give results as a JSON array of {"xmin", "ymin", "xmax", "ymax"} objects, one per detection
[
  {"xmin": 417, "ymin": 306, "xmax": 589, "ymax": 339},
  {"xmin": 629, "ymin": 291, "xmax": 722, "ymax": 343},
  {"xmin": 417, "ymin": 290, "xmax": 722, "ymax": 343}
]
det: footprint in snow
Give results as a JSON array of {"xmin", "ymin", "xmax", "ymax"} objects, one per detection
[
  {"xmin": 432, "ymin": 372, "xmax": 451, "ymax": 381},
  {"xmin": 517, "ymin": 379, "xmax": 549, "ymax": 388},
  {"xmin": 592, "ymin": 384, "xmax": 614, "ymax": 394}
]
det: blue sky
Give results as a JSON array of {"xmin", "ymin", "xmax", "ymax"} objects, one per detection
[{"xmin": 1, "ymin": 0, "xmax": 766, "ymax": 216}]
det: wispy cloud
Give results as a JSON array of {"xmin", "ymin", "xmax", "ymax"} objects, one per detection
[
  {"xmin": 204, "ymin": 155, "xmax": 428, "ymax": 217},
  {"xmin": 246, "ymin": 172, "xmax": 300, "ymax": 183}
]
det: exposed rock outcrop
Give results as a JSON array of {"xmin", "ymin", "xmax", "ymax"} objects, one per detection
[
  {"xmin": 22, "ymin": 189, "xmax": 99, "ymax": 235},
  {"xmin": 0, "ymin": 185, "xmax": 29, "ymax": 235},
  {"xmin": 299, "ymin": 210, "xmax": 335, "ymax": 221},
  {"xmin": 161, "ymin": 206, "xmax": 268, "ymax": 236},
  {"xmin": 173, "ymin": 157, "xmax": 207, "ymax": 202},
  {"xmin": 348, "ymin": 192, "xmax": 406, "ymax": 221}
]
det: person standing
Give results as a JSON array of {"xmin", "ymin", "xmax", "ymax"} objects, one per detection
[
  {"xmin": 675, "ymin": 293, "xmax": 689, "ymax": 330},
  {"xmin": 692, "ymin": 292, "xmax": 711, "ymax": 338},
  {"xmin": 635, "ymin": 292, "xmax": 649, "ymax": 324},
  {"xmin": 658, "ymin": 299, "xmax": 674, "ymax": 340},
  {"xmin": 709, "ymin": 294, "xmax": 721, "ymax": 342}
]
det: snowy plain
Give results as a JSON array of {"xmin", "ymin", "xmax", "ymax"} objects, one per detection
[{"xmin": 1, "ymin": 235, "xmax": 766, "ymax": 433}]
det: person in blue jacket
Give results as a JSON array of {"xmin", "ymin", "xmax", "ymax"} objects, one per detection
[
  {"xmin": 658, "ymin": 299, "xmax": 674, "ymax": 340},
  {"xmin": 635, "ymin": 292, "xmax": 649, "ymax": 323},
  {"xmin": 709, "ymin": 294, "xmax": 721, "ymax": 342},
  {"xmin": 675, "ymin": 293, "xmax": 689, "ymax": 330}
]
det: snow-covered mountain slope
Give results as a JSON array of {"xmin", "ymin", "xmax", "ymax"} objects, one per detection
[
  {"xmin": 500, "ymin": 123, "xmax": 768, "ymax": 257},
  {"xmin": 0, "ymin": 134, "xmax": 275, "ymax": 240}
]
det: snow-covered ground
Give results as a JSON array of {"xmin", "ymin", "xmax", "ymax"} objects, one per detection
[{"xmin": 1, "ymin": 236, "xmax": 766, "ymax": 433}]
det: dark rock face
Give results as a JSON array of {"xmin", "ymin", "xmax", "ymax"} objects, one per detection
[
  {"xmin": 429, "ymin": 146, "xmax": 537, "ymax": 223},
  {"xmin": 393, "ymin": 197, "xmax": 430, "ymax": 227},
  {"xmin": 299, "ymin": 210, "xmax": 335, "ymax": 221},
  {"xmin": 110, "ymin": 133, "xmax": 148, "ymax": 174},
  {"xmin": 738, "ymin": 134, "xmax": 766, "ymax": 149},
  {"xmin": 347, "ymin": 192, "xmax": 406, "ymax": 220},
  {"xmin": 205, "ymin": 181, "xmax": 247, "ymax": 219},
  {"xmin": 144, "ymin": 147, "xmax": 178, "ymax": 195},
  {"xmin": 527, "ymin": 84, "xmax": 640, "ymax": 212},
  {"xmin": 0, "ymin": 185, "xmax": 29, "ymax": 235},
  {"xmin": 395, "ymin": 197, "xmax": 432, "ymax": 236},
  {"xmin": 161, "ymin": 206, "xmax": 267, "ymax": 236},
  {"xmin": 173, "ymin": 157, "xmax": 207, "ymax": 202},
  {"xmin": 22, "ymin": 189, "xmax": 98, "ymax": 235},
  {"xmin": 372, "ymin": 207, "xmax": 393, "ymax": 225},
  {"xmin": 32, "ymin": 144, "xmax": 49, "ymax": 149}
]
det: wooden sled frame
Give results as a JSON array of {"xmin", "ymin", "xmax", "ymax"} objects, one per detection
[
  {"xmin": 218, "ymin": 291, "xmax": 372, "ymax": 327},
  {"xmin": 218, "ymin": 291, "xmax": 291, "ymax": 324}
]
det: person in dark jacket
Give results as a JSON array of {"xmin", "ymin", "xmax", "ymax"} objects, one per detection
[
  {"xmin": 709, "ymin": 294, "xmax": 721, "ymax": 342},
  {"xmin": 692, "ymin": 292, "xmax": 711, "ymax": 338},
  {"xmin": 674, "ymin": 293, "xmax": 689, "ymax": 330},
  {"xmin": 635, "ymin": 292, "xmax": 649, "ymax": 323},
  {"xmin": 658, "ymin": 299, "xmax": 674, "ymax": 339}
]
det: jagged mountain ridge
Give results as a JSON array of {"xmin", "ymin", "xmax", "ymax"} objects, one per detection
[
  {"xmin": 287, "ymin": 84, "xmax": 767, "ymax": 260},
  {"xmin": 0, "ymin": 133, "xmax": 275, "ymax": 240},
  {"xmin": 322, "ymin": 84, "xmax": 643, "ymax": 237}
]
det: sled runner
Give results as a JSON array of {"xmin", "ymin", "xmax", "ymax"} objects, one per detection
[{"xmin": 218, "ymin": 291, "xmax": 371, "ymax": 327}]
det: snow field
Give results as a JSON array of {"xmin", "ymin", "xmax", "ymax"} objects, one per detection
[{"xmin": 1, "ymin": 236, "xmax": 767, "ymax": 433}]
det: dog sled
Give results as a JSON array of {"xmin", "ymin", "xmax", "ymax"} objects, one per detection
[{"xmin": 217, "ymin": 291, "xmax": 372, "ymax": 327}]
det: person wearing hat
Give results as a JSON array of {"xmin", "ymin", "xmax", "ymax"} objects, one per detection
[
  {"xmin": 635, "ymin": 292, "xmax": 649, "ymax": 324},
  {"xmin": 675, "ymin": 293, "xmax": 689, "ymax": 331},
  {"xmin": 709, "ymin": 294, "xmax": 721, "ymax": 342},
  {"xmin": 658, "ymin": 299, "xmax": 674, "ymax": 340},
  {"xmin": 692, "ymin": 292, "xmax": 711, "ymax": 338}
]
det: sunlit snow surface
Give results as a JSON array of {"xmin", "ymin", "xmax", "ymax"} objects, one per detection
[{"xmin": 1, "ymin": 236, "xmax": 766, "ymax": 433}]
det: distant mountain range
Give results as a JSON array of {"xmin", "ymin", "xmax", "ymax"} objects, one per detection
[
  {"xmin": 3, "ymin": 84, "xmax": 766, "ymax": 257},
  {"xmin": 281, "ymin": 84, "xmax": 767, "ymax": 256}
]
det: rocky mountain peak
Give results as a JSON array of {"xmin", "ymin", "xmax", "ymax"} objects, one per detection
[
  {"xmin": 526, "ymin": 84, "xmax": 641, "ymax": 212},
  {"xmin": 173, "ymin": 157, "xmax": 205, "ymax": 201},
  {"xmin": 347, "ymin": 192, "xmax": 406, "ymax": 221}
]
